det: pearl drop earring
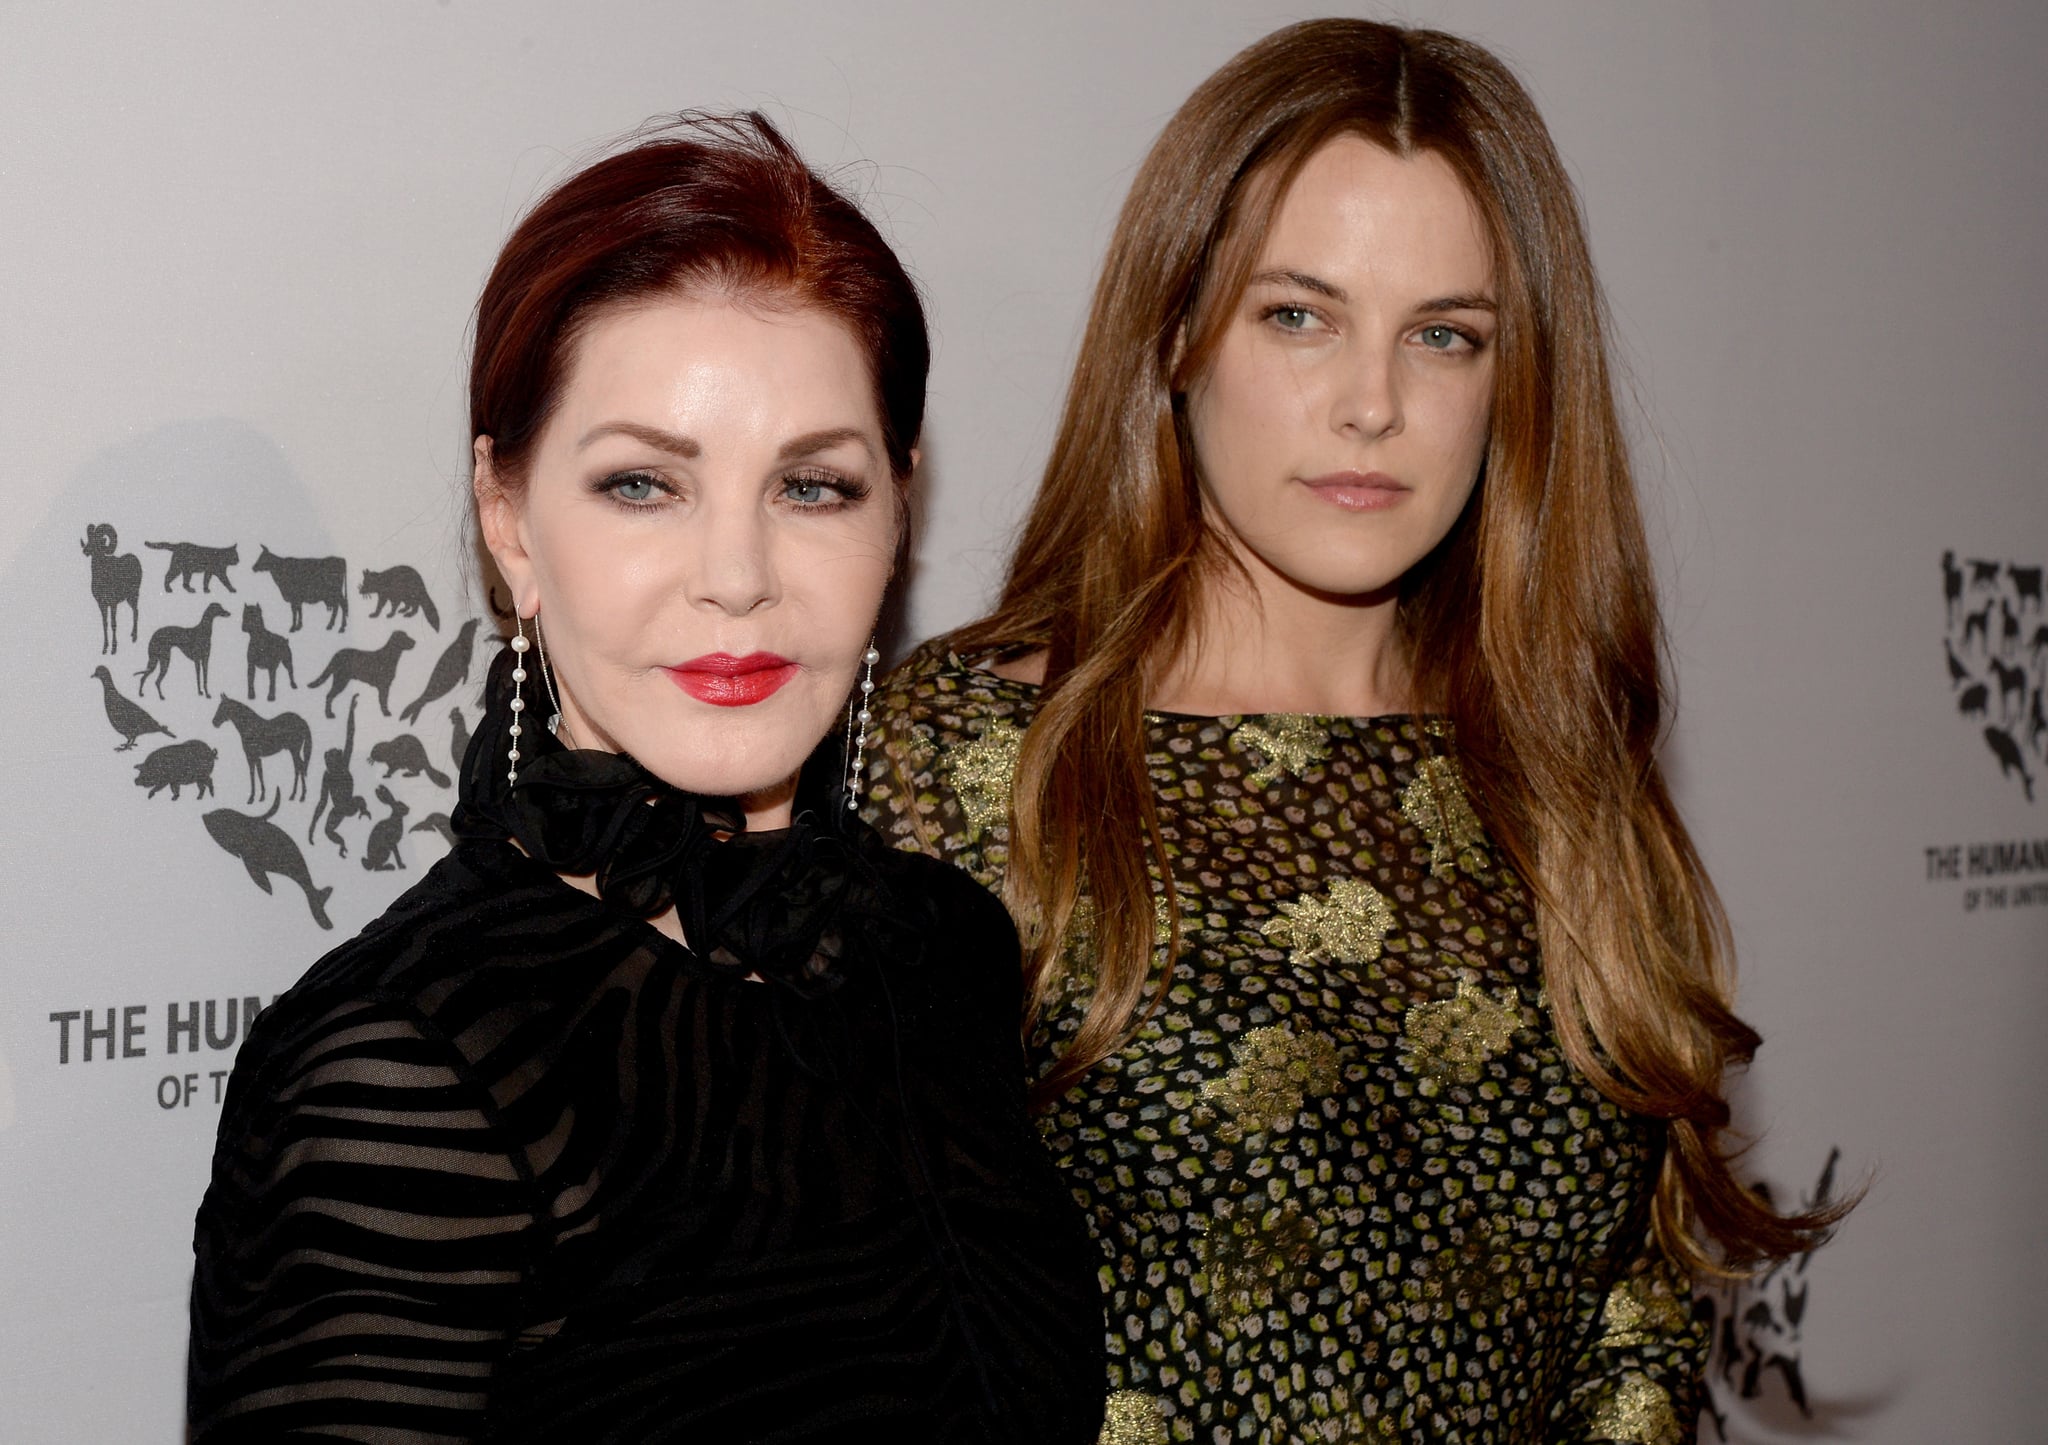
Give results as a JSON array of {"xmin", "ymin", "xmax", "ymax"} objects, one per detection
[{"xmin": 846, "ymin": 639, "xmax": 879, "ymax": 810}]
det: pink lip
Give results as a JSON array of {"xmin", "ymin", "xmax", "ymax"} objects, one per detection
[
  {"xmin": 1300, "ymin": 470, "xmax": 1410, "ymax": 512},
  {"xmin": 665, "ymin": 652, "xmax": 799, "ymax": 707}
]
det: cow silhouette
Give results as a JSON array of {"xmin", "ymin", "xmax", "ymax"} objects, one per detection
[
  {"xmin": 2011, "ymin": 563, "xmax": 2044, "ymax": 611},
  {"xmin": 1985, "ymin": 726, "xmax": 2035, "ymax": 801},
  {"xmin": 82, "ymin": 524, "xmax": 141, "ymax": 655},
  {"xmin": 203, "ymin": 793, "xmax": 333, "ymax": 929},
  {"xmin": 134, "ymin": 739, "xmax": 217, "ymax": 801},
  {"xmin": 135, "ymin": 603, "xmax": 230, "ymax": 699},
  {"xmin": 253, "ymin": 546, "xmax": 348, "ymax": 631},
  {"xmin": 212, "ymin": 696, "xmax": 313, "ymax": 803}
]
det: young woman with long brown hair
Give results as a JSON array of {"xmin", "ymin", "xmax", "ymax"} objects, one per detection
[{"xmin": 868, "ymin": 19, "xmax": 1840, "ymax": 1444}]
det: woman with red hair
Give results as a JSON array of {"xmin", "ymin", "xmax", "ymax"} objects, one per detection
[
  {"xmin": 869, "ymin": 20, "xmax": 1841, "ymax": 1443},
  {"xmin": 188, "ymin": 114, "xmax": 1103, "ymax": 1443}
]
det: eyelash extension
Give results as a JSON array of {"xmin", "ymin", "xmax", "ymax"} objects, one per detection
[
  {"xmin": 782, "ymin": 469, "xmax": 873, "ymax": 507},
  {"xmin": 593, "ymin": 469, "xmax": 673, "ymax": 504}
]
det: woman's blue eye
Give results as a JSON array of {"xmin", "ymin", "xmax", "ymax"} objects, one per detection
[
  {"xmin": 784, "ymin": 477, "xmax": 830, "ymax": 505},
  {"xmin": 1271, "ymin": 306, "xmax": 1313, "ymax": 330},
  {"xmin": 610, "ymin": 474, "xmax": 659, "ymax": 503},
  {"xmin": 1419, "ymin": 325, "xmax": 1461, "ymax": 350}
]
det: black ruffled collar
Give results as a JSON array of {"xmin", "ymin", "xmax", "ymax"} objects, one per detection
[{"xmin": 451, "ymin": 646, "xmax": 922, "ymax": 997}]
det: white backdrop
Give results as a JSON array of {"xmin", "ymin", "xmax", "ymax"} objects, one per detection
[{"xmin": 2, "ymin": 2, "xmax": 2043, "ymax": 1439}]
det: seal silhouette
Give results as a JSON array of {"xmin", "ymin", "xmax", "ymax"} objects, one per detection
[{"xmin": 203, "ymin": 792, "xmax": 334, "ymax": 929}]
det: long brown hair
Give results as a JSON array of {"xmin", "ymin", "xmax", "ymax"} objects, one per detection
[{"xmin": 948, "ymin": 18, "xmax": 1841, "ymax": 1271}]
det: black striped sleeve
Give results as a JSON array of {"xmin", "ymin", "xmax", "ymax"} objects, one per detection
[{"xmin": 189, "ymin": 996, "xmax": 540, "ymax": 1443}]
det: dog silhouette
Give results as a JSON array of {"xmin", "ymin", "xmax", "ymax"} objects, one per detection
[
  {"xmin": 360, "ymin": 565, "xmax": 440, "ymax": 631},
  {"xmin": 1963, "ymin": 599, "xmax": 1995, "ymax": 654},
  {"xmin": 135, "ymin": 602, "xmax": 230, "ymax": 699},
  {"xmin": 307, "ymin": 696, "xmax": 372, "ymax": 857},
  {"xmin": 1989, "ymin": 657, "xmax": 2030, "ymax": 721},
  {"xmin": 307, "ymin": 631, "xmax": 415, "ymax": 719},
  {"xmin": 212, "ymin": 696, "xmax": 313, "ymax": 803},
  {"xmin": 253, "ymin": 546, "xmax": 348, "ymax": 631},
  {"xmin": 134, "ymin": 739, "xmax": 217, "ymax": 801},
  {"xmin": 400, "ymin": 618, "xmax": 482, "ymax": 725},
  {"xmin": 203, "ymin": 792, "xmax": 333, "ymax": 929},
  {"xmin": 1958, "ymin": 682, "xmax": 1990, "ymax": 718},
  {"xmin": 91, "ymin": 666, "xmax": 173, "ymax": 751},
  {"xmin": 2011, "ymin": 563, "xmax": 2044, "ymax": 611},
  {"xmin": 240, "ymin": 603, "xmax": 296, "ymax": 702},
  {"xmin": 369, "ymin": 733, "xmax": 451, "ymax": 789},
  {"xmin": 361, "ymin": 786, "xmax": 410, "ymax": 872},
  {"xmin": 1985, "ymin": 726, "xmax": 2035, "ymax": 801},
  {"xmin": 145, "ymin": 540, "xmax": 238, "ymax": 594},
  {"xmin": 82, "ymin": 524, "xmax": 141, "ymax": 655}
]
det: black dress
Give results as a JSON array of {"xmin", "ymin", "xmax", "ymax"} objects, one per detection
[{"xmin": 187, "ymin": 651, "xmax": 1105, "ymax": 1443}]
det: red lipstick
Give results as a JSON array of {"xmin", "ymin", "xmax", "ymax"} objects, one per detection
[
  {"xmin": 665, "ymin": 652, "xmax": 799, "ymax": 707},
  {"xmin": 1301, "ymin": 470, "xmax": 1410, "ymax": 511}
]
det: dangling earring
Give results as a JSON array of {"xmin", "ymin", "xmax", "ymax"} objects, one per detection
[
  {"xmin": 506, "ymin": 617, "xmax": 532, "ymax": 786},
  {"xmin": 532, "ymin": 615, "xmax": 564, "ymax": 739},
  {"xmin": 846, "ymin": 638, "xmax": 879, "ymax": 810}
]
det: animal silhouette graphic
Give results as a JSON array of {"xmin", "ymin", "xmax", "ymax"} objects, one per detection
[
  {"xmin": 1962, "ymin": 599, "xmax": 1995, "ymax": 654},
  {"xmin": 2029, "ymin": 689, "xmax": 2047, "ymax": 757},
  {"xmin": 240, "ymin": 604, "xmax": 296, "ymax": 701},
  {"xmin": 410, "ymin": 812, "xmax": 456, "ymax": 847},
  {"xmin": 307, "ymin": 696, "xmax": 372, "ymax": 856},
  {"xmin": 307, "ymin": 631, "xmax": 415, "ymax": 718},
  {"xmin": 253, "ymin": 546, "xmax": 348, "ymax": 631},
  {"xmin": 369, "ymin": 733, "xmax": 451, "ymax": 789},
  {"xmin": 2000, "ymin": 599, "xmax": 2022, "ymax": 657},
  {"xmin": 449, "ymin": 706, "xmax": 473, "ymax": 771},
  {"xmin": 145, "ymin": 540, "xmax": 238, "ymax": 593},
  {"xmin": 360, "ymin": 565, "xmax": 440, "ymax": 630},
  {"xmin": 1985, "ymin": 726, "xmax": 2035, "ymax": 801},
  {"xmin": 1944, "ymin": 639, "xmax": 1972, "ymax": 687},
  {"xmin": 133, "ymin": 739, "xmax": 217, "ymax": 800},
  {"xmin": 1958, "ymin": 682, "xmax": 1990, "ymax": 719},
  {"xmin": 399, "ymin": 618, "xmax": 483, "ymax": 725},
  {"xmin": 1989, "ymin": 657, "xmax": 2029, "ymax": 720},
  {"xmin": 203, "ymin": 792, "xmax": 333, "ymax": 929},
  {"xmin": 82, "ymin": 524, "xmax": 141, "ymax": 655},
  {"xmin": 1942, "ymin": 550, "xmax": 1964, "ymax": 625},
  {"xmin": 2012, "ymin": 563, "xmax": 2044, "ymax": 611},
  {"xmin": 91, "ymin": 666, "xmax": 174, "ymax": 750},
  {"xmin": 212, "ymin": 696, "xmax": 313, "ymax": 803},
  {"xmin": 2033, "ymin": 625, "xmax": 2048, "ymax": 663},
  {"xmin": 361, "ymin": 786, "xmax": 410, "ymax": 872},
  {"xmin": 135, "ymin": 602, "xmax": 230, "ymax": 699},
  {"xmin": 1968, "ymin": 557, "xmax": 2003, "ymax": 589}
]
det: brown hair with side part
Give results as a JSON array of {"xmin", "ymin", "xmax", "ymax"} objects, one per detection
[
  {"xmin": 943, "ymin": 18, "xmax": 1845, "ymax": 1272},
  {"xmin": 469, "ymin": 110, "xmax": 928, "ymax": 500}
]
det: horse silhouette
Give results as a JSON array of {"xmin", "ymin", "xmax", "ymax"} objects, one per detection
[
  {"xmin": 212, "ymin": 696, "xmax": 313, "ymax": 803},
  {"xmin": 203, "ymin": 792, "xmax": 333, "ymax": 929}
]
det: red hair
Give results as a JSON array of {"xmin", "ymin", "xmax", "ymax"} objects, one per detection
[{"xmin": 469, "ymin": 111, "xmax": 928, "ymax": 485}]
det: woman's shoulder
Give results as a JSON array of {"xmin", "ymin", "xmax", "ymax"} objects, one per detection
[{"xmin": 873, "ymin": 637, "xmax": 1041, "ymax": 744}]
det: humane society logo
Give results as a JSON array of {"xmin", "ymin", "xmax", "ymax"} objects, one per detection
[
  {"xmin": 80, "ymin": 520, "xmax": 496, "ymax": 931},
  {"xmin": 1940, "ymin": 550, "xmax": 2046, "ymax": 800}
]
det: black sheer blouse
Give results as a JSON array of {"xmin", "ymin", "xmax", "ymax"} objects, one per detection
[{"xmin": 188, "ymin": 656, "xmax": 1105, "ymax": 1443}]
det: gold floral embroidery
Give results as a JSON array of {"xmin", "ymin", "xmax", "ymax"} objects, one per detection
[
  {"xmin": 1584, "ymin": 1373, "xmax": 1682, "ymax": 1445},
  {"xmin": 1260, "ymin": 876, "xmax": 1394, "ymax": 965},
  {"xmin": 1200, "ymin": 1025, "xmax": 1341, "ymax": 1132},
  {"xmin": 1099, "ymin": 1390, "xmax": 1169, "ymax": 1445},
  {"xmin": 946, "ymin": 717, "xmax": 1023, "ymax": 838},
  {"xmin": 1402, "ymin": 980, "xmax": 1521, "ymax": 1085},
  {"xmin": 1231, "ymin": 715, "xmax": 1331, "ymax": 789},
  {"xmin": 1596, "ymin": 1263, "xmax": 1694, "ymax": 1349},
  {"xmin": 1195, "ymin": 1198, "xmax": 1318, "ymax": 1316},
  {"xmin": 1400, "ymin": 755, "xmax": 1488, "ymax": 880}
]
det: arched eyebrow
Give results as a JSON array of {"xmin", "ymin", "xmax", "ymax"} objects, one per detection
[
  {"xmin": 1248, "ymin": 269, "xmax": 1498, "ymax": 317},
  {"xmin": 575, "ymin": 422, "xmax": 875, "ymax": 463}
]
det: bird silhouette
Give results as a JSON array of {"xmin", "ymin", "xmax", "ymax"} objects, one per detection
[
  {"xmin": 400, "ymin": 618, "xmax": 483, "ymax": 725},
  {"xmin": 449, "ymin": 706, "xmax": 473, "ymax": 772},
  {"xmin": 92, "ymin": 666, "xmax": 175, "ymax": 751}
]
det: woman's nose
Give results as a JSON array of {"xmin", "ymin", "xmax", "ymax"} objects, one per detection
[
  {"xmin": 1331, "ymin": 345, "xmax": 1403, "ymax": 440},
  {"xmin": 686, "ymin": 499, "xmax": 779, "ymax": 616}
]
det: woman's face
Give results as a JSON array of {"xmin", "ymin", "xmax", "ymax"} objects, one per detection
[
  {"xmin": 1186, "ymin": 136, "xmax": 1497, "ymax": 601},
  {"xmin": 477, "ymin": 295, "xmax": 899, "ymax": 823}
]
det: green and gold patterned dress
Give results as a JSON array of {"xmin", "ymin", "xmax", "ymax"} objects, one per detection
[{"xmin": 865, "ymin": 644, "xmax": 1705, "ymax": 1445}]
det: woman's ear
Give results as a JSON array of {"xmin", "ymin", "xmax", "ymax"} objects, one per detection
[{"xmin": 473, "ymin": 437, "xmax": 538, "ymax": 615}]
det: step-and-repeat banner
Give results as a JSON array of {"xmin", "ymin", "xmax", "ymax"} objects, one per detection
[{"xmin": 2, "ymin": 2, "xmax": 2041, "ymax": 1439}]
